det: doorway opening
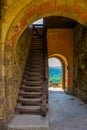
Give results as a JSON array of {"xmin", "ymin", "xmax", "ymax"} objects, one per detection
[{"xmin": 48, "ymin": 57, "xmax": 62, "ymax": 90}]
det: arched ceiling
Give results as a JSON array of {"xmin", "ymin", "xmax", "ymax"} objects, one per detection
[{"xmin": 1, "ymin": 0, "xmax": 87, "ymax": 47}]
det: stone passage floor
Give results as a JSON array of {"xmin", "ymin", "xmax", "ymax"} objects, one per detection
[{"xmin": 48, "ymin": 88, "xmax": 87, "ymax": 130}]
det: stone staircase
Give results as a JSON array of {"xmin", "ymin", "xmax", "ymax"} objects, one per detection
[{"xmin": 16, "ymin": 34, "xmax": 48, "ymax": 116}]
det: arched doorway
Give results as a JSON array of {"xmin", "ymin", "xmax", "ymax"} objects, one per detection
[
  {"xmin": 49, "ymin": 54, "xmax": 69, "ymax": 92},
  {"xmin": 1, "ymin": 0, "xmax": 87, "ymax": 124},
  {"xmin": 48, "ymin": 57, "xmax": 62, "ymax": 89}
]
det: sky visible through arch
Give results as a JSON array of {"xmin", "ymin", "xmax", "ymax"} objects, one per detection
[{"xmin": 48, "ymin": 58, "xmax": 61, "ymax": 67}]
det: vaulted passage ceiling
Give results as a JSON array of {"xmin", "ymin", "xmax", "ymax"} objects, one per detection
[{"xmin": 45, "ymin": 16, "xmax": 77, "ymax": 29}]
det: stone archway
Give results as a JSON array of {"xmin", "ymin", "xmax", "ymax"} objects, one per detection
[
  {"xmin": 1, "ymin": 0, "xmax": 87, "ymax": 124},
  {"xmin": 49, "ymin": 54, "xmax": 68, "ymax": 91},
  {"xmin": 2, "ymin": 0, "xmax": 87, "ymax": 45}
]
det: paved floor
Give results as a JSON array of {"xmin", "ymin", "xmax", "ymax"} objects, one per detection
[{"xmin": 48, "ymin": 88, "xmax": 87, "ymax": 130}]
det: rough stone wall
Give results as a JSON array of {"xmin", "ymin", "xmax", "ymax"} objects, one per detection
[
  {"xmin": 73, "ymin": 23, "xmax": 87, "ymax": 101},
  {"xmin": 4, "ymin": 28, "xmax": 32, "ymax": 121}
]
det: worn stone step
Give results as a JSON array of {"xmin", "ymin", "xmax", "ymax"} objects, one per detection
[
  {"xmin": 27, "ymin": 62, "xmax": 44, "ymax": 66},
  {"xmin": 29, "ymin": 58, "xmax": 44, "ymax": 61},
  {"xmin": 28, "ymin": 64, "xmax": 44, "ymax": 68},
  {"xmin": 30, "ymin": 55, "xmax": 44, "ymax": 58},
  {"xmin": 23, "ymin": 81, "xmax": 43, "ymax": 86},
  {"xmin": 23, "ymin": 79, "xmax": 43, "ymax": 84},
  {"xmin": 31, "ymin": 46, "xmax": 43, "ymax": 48},
  {"xmin": 16, "ymin": 105, "xmax": 41, "ymax": 113},
  {"xmin": 26, "ymin": 65, "xmax": 43, "ymax": 68},
  {"xmin": 21, "ymin": 85, "xmax": 42, "ymax": 91},
  {"xmin": 32, "ymin": 43, "xmax": 44, "ymax": 45},
  {"xmin": 25, "ymin": 69, "xmax": 43, "ymax": 73},
  {"xmin": 30, "ymin": 61, "xmax": 44, "ymax": 65},
  {"xmin": 30, "ymin": 52, "xmax": 44, "ymax": 55},
  {"xmin": 23, "ymin": 75, "xmax": 43, "ymax": 80},
  {"xmin": 29, "ymin": 57, "xmax": 44, "ymax": 60},
  {"xmin": 32, "ymin": 37, "xmax": 44, "ymax": 40},
  {"xmin": 30, "ymin": 52, "xmax": 43, "ymax": 55},
  {"xmin": 31, "ymin": 50, "xmax": 43, "ymax": 52},
  {"xmin": 29, "ymin": 59, "xmax": 43, "ymax": 63},
  {"xmin": 19, "ymin": 91, "xmax": 42, "ymax": 98},
  {"xmin": 29, "ymin": 62, "xmax": 44, "ymax": 68},
  {"xmin": 24, "ymin": 71, "xmax": 43, "ymax": 76},
  {"xmin": 31, "ymin": 47, "xmax": 43, "ymax": 49},
  {"xmin": 29, "ymin": 55, "xmax": 44, "ymax": 58},
  {"xmin": 32, "ymin": 39, "xmax": 43, "ymax": 41},
  {"xmin": 29, "ymin": 62, "xmax": 43, "ymax": 66},
  {"xmin": 17, "ymin": 97, "xmax": 41, "ymax": 105},
  {"xmin": 29, "ymin": 54, "xmax": 44, "ymax": 57},
  {"xmin": 24, "ymin": 76, "xmax": 43, "ymax": 80},
  {"xmin": 19, "ymin": 91, "xmax": 42, "ymax": 95},
  {"xmin": 24, "ymin": 72, "xmax": 42, "ymax": 77}
]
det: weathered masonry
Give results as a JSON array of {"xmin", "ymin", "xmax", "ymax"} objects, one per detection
[{"xmin": 1, "ymin": 0, "xmax": 87, "ymax": 129}]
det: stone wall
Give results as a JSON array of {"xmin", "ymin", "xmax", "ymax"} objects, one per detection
[
  {"xmin": 4, "ymin": 28, "xmax": 32, "ymax": 121},
  {"xmin": 73, "ymin": 23, "xmax": 87, "ymax": 101}
]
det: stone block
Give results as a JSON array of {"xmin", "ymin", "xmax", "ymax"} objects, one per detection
[{"xmin": 7, "ymin": 115, "xmax": 49, "ymax": 130}]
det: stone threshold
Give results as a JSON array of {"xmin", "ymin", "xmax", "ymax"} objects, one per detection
[{"xmin": 7, "ymin": 114, "xmax": 49, "ymax": 130}]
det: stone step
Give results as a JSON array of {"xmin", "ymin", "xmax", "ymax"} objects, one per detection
[
  {"xmin": 17, "ymin": 97, "xmax": 41, "ymax": 105},
  {"xmin": 28, "ymin": 66, "xmax": 43, "ymax": 69},
  {"xmin": 24, "ymin": 71, "xmax": 43, "ymax": 76},
  {"xmin": 23, "ymin": 82, "xmax": 42, "ymax": 86},
  {"xmin": 29, "ymin": 59, "xmax": 43, "ymax": 62},
  {"xmin": 32, "ymin": 42, "xmax": 44, "ymax": 45},
  {"xmin": 7, "ymin": 115, "xmax": 49, "ymax": 130},
  {"xmin": 23, "ymin": 77, "xmax": 43, "ymax": 81},
  {"xmin": 28, "ymin": 57, "xmax": 44, "ymax": 60},
  {"xmin": 30, "ymin": 52, "xmax": 44, "ymax": 55},
  {"xmin": 27, "ymin": 62, "xmax": 44, "ymax": 66},
  {"xmin": 31, "ymin": 49, "xmax": 43, "ymax": 53},
  {"xmin": 29, "ymin": 61, "xmax": 44, "ymax": 65},
  {"xmin": 27, "ymin": 56, "xmax": 44, "ymax": 63},
  {"xmin": 27, "ymin": 60, "xmax": 44, "ymax": 66},
  {"xmin": 19, "ymin": 91, "xmax": 42, "ymax": 98},
  {"xmin": 25, "ymin": 68, "xmax": 43, "ymax": 73},
  {"xmin": 27, "ymin": 61, "xmax": 44, "ymax": 67},
  {"xmin": 31, "ymin": 46, "xmax": 43, "ymax": 48},
  {"xmin": 16, "ymin": 105, "xmax": 41, "ymax": 114},
  {"xmin": 28, "ymin": 64, "xmax": 44, "ymax": 68},
  {"xmin": 30, "ymin": 52, "xmax": 43, "ymax": 55},
  {"xmin": 23, "ymin": 75, "xmax": 43, "ymax": 80},
  {"xmin": 31, "ymin": 47, "xmax": 43, "ymax": 49},
  {"xmin": 21, "ymin": 85, "xmax": 42, "ymax": 91},
  {"xmin": 29, "ymin": 55, "xmax": 44, "ymax": 58},
  {"xmin": 22, "ymin": 80, "xmax": 43, "ymax": 84},
  {"xmin": 32, "ymin": 39, "xmax": 44, "ymax": 41},
  {"xmin": 31, "ymin": 49, "xmax": 43, "ymax": 51}
]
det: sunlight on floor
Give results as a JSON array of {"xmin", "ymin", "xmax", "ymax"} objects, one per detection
[{"xmin": 49, "ymin": 87, "xmax": 64, "ymax": 92}]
